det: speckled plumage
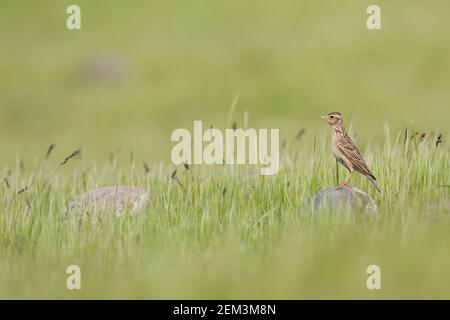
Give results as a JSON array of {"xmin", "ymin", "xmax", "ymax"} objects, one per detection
[{"xmin": 321, "ymin": 112, "xmax": 381, "ymax": 192}]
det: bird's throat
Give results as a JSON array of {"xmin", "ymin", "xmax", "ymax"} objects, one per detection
[{"xmin": 332, "ymin": 125, "xmax": 346, "ymax": 137}]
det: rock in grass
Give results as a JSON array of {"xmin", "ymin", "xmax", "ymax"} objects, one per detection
[
  {"xmin": 67, "ymin": 186, "xmax": 150, "ymax": 215},
  {"xmin": 426, "ymin": 198, "xmax": 450, "ymax": 215},
  {"xmin": 311, "ymin": 186, "xmax": 378, "ymax": 213},
  {"xmin": 76, "ymin": 52, "xmax": 127, "ymax": 84}
]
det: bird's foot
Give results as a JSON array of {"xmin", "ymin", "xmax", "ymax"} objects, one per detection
[{"xmin": 335, "ymin": 183, "xmax": 351, "ymax": 190}]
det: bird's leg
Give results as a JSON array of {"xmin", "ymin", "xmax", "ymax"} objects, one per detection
[{"xmin": 336, "ymin": 171, "xmax": 353, "ymax": 190}]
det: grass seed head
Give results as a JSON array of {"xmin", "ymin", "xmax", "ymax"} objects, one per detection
[
  {"xmin": 3, "ymin": 177, "xmax": 11, "ymax": 190},
  {"xmin": 436, "ymin": 134, "xmax": 442, "ymax": 147},
  {"xmin": 60, "ymin": 149, "xmax": 81, "ymax": 166},
  {"xmin": 295, "ymin": 128, "xmax": 305, "ymax": 140},
  {"xmin": 17, "ymin": 186, "xmax": 28, "ymax": 195},
  {"xmin": 45, "ymin": 144, "xmax": 56, "ymax": 159}
]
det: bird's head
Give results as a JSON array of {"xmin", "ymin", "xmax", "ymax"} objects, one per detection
[{"xmin": 320, "ymin": 112, "xmax": 343, "ymax": 127}]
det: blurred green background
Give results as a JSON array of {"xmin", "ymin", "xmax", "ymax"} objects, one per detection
[
  {"xmin": 0, "ymin": 1, "xmax": 449, "ymax": 300},
  {"xmin": 0, "ymin": 0, "xmax": 449, "ymax": 165}
]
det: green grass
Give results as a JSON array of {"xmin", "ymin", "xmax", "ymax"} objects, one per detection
[
  {"xmin": 0, "ymin": 130, "xmax": 448, "ymax": 299},
  {"xmin": 0, "ymin": 1, "xmax": 449, "ymax": 299}
]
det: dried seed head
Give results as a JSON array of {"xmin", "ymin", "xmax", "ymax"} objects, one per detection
[
  {"xmin": 168, "ymin": 169, "xmax": 184, "ymax": 190},
  {"xmin": 17, "ymin": 186, "xmax": 28, "ymax": 195},
  {"xmin": 45, "ymin": 144, "xmax": 56, "ymax": 159},
  {"xmin": 61, "ymin": 149, "xmax": 81, "ymax": 166},
  {"xmin": 295, "ymin": 128, "xmax": 305, "ymax": 140},
  {"xmin": 436, "ymin": 134, "xmax": 442, "ymax": 147},
  {"xmin": 3, "ymin": 177, "xmax": 11, "ymax": 189},
  {"xmin": 420, "ymin": 133, "xmax": 426, "ymax": 142}
]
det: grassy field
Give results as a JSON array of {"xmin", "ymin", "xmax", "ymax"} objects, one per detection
[{"xmin": 0, "ymin": 1, "xmax": 449, "ymax": 299}]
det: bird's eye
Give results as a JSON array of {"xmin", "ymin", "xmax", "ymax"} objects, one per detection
[{"xmin": 330, "ymin": 116, "xmax": 334, "ymax": 119}]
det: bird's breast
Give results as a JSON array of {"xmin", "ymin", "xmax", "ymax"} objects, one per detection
[
  {"xmin": 331, "ymin": 142, "xmax": 341, "ymax": 159},
  {"xmin": 331, "ymin": 141, "xmax": 351, "ymax": 170}
]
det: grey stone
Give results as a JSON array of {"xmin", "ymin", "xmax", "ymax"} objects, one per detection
[
  {"xmin": 311, "ymin": 186, "xmax": 378, "ymax": 213},
  {"xmin": 67, "ymin": 186, "xmax": 150, "ymax": 216},
  {"xmin": 426, "ymin": 198, "xmax": 450, "ymax": 215},
  {"xmin": 77, "ymin": 53, "xmax": 127, "ymax": 83}
]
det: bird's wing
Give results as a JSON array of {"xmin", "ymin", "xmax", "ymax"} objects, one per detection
[{"xmin": 337, "ymin": 137, "xmax": 375, "ymax": 179}]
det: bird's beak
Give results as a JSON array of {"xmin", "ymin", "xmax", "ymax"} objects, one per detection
[{"xmin": 319, "ymin": 115, "xmax": 327, "ymax": 121}]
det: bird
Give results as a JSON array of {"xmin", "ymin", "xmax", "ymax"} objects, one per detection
[{"xmin": 320, "ymin": 112, "xmax": 381, "ymax": 193}]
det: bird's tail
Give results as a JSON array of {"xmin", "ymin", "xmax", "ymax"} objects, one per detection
[{"xmin": 368, "ymin": 175, "xmax": 381, "ymax": 193}]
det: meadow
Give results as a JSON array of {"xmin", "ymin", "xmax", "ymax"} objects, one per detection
[{"xmin": 0, "ymin": 1, "xmax": 449, "ymax": 299}]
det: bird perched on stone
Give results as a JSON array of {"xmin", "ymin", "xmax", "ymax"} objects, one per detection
[{"xmin": 320, "ymin": 112, "xmax": 381, "ymax": 193}]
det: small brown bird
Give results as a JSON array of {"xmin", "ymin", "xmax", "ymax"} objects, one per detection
[{"xmin": 320, "ymin": 112, "xmax": 381, "ymax": 192}]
